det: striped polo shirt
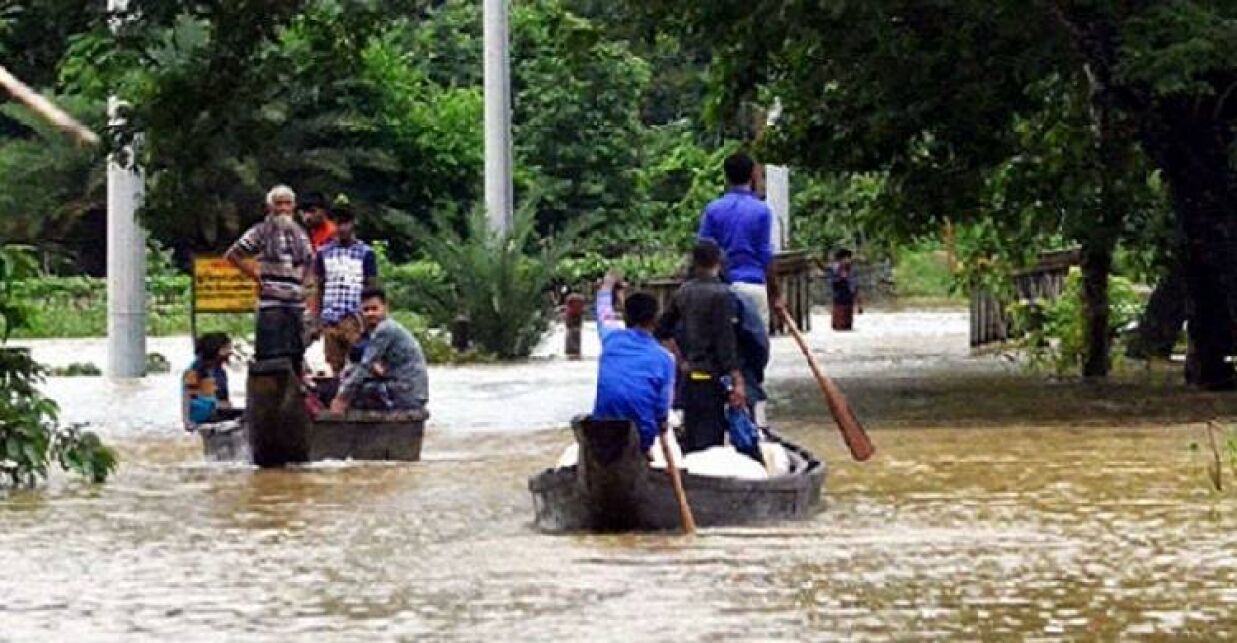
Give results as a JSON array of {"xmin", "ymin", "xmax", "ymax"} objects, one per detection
[{"xmin": 227, "ymin": 215, "xmax": 313, "ymax": 308}]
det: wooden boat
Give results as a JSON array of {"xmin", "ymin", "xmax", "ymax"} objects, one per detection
[
  {"xmin": 197, "ymin": 358, "xmax": 427, "ymax": 466},
  {"xmin": 528, "ymin": 416, "xmax": 826, "ymax": 532}
]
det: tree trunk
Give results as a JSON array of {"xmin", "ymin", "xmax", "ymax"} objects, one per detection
[
  {"xmin": 1126, "ymin": 261, "xmax": 1187, "ymax": 360},
  {"xmin": 1079, "ymin": 240, "xmax": 1113, "ymax": 377},
  {"xmin": 1138, "ymin": 102, "xmax": 1237, "ymax": 389}
]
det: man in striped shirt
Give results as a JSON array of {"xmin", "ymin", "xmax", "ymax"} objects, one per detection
[{"xmin": 225, "ymin": 185, "xmax": 315, "ymax": 372}]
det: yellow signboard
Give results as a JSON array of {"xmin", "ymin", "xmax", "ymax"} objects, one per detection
[{"xmin": 193, "ymin": 256, "xmax": 257, "ymax": 313}]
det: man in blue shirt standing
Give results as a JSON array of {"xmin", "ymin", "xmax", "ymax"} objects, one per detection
[
  {"xmin": 698, "ymin": 152, "xmax": 783, "ymax": 330},
  {"xmin": 698, "ymin": 152, "xmax": 781, "ymax": 429},
  {"xmin": 592, "ymin": 270, "xmax": 676, "ymax": 453}
]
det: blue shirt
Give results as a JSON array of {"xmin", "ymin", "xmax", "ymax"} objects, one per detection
[
  {"xmin": 698, "ymin": 187, "xmax": 773, "ymax": 285},
  {"xmin": 592, "ymin": 289, "xmax": 676, "ymax": 450},
  {"xmin": 314, "ymin": 240, "xmax": 377, "ymax": 324}
]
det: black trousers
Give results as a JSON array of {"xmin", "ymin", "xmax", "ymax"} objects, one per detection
[
  {"xmin": 682, "ymin": 375, "xmax": 727, "ymax": 453},
  {"xmin": 256, "ymin": 306, "xmax": 305, "ymax": 373},
  {"xmin": 207, "ymin": 407, "xmax": 245, "ymax": 423}
]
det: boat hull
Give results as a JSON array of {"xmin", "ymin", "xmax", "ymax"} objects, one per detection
[
  {"xmin": 528, "ymin": 417, "xmax": 825, "ymax": 532},
  {"xmin": 198, "ymin": 358, "xmax": 427, "ymax": 465}
]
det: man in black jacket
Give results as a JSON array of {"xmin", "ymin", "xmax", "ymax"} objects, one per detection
[{"xmin": 656, "ymin": 240, "xmax": 748, "ymax": 453}]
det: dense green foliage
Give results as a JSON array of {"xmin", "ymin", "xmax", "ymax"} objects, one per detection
[
  {"xmin": 1009, "ymin": 268, "xmax": 1142, "ymax": 376},
  {"xmin": 8, "ymin": 0, "xmax": 1237, "ymax": 382},
  {"xmin": 630, "ymin": 0, "xmax": 1236, "ymax": 381},
  {"xmin": 0, "ymin": 0, "xmax": 749, "ymax": 266},
  {"xmin": 0, "ymin": 247, "xmax": 116, "ymax": 487},
  {"xmin": 412, "ymin": 204, "xmax": 587, "ymax": 358}
]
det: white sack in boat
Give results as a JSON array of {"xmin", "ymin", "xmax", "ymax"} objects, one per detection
[
  {"xmin": 760, "ymin": 442, "xmax": 791, "ymax": 477},
  {"xmin": 682, "ymin": 446, "xmax": 768, "ymax": 480},
  {"xmin": 555, "ymin": 443, "xmax": 579, "ymax": 469},
  {"xmin": 647, "ymin": 431, "xmax": 684, "ymax": 469}
]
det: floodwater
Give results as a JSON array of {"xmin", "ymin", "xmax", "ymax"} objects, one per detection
[{"xmin": 3, "ymin": 311, "xmax": 1236, "ymax": 641}]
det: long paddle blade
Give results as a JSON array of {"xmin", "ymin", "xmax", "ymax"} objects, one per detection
[{"xmin": 779, "ymin": 307, "xmax": 875, "ymax": 461}]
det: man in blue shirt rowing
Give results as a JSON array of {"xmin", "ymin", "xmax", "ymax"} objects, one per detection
[{"xmin": 592, "ymin": 270, "xmax": 677, "ymax": 453}]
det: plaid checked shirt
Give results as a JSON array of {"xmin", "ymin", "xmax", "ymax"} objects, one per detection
[{"xmin": 314, "ymin": 240, "xmax": 378, "ymax": 325}]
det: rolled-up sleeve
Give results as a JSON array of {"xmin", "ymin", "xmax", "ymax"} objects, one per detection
[
  {"xmin": 596, "ymin": 289, "xmax": 622, "ymax": 339},
  {"xmin": 227, "ymin": 223, "xmax": 263, "ymax": 259}
]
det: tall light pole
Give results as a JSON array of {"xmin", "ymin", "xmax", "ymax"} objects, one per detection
[
  {"xmin": 765, "ymin": 100, "xmax": 790, "ymax": 252},
  {"xmin": 483, "ymin": 0, "xmax": 514, "ymax": 233},
  {"xmin": 107, "ymin": 0, "xmax": 146, "ymax": 378}
]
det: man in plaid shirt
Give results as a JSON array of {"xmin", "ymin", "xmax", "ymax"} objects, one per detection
[{"xmin": 314, "ymin": 206, "xmax": 378, "ymax": 375}]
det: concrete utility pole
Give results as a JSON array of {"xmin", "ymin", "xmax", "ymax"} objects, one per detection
[
  {"xmin": 764, "ymin": 99, "xmax": 790, "ymax": 252},
  {"xmin": 766, "ymin": 165, "xmax": 790, "ymax": 252},
  {"xmin": 107, "ymin": 0, "xmax": 147, "ymax": 378},
  {"xmin": 483, "ymin": 0, "xmax": 514, "ymax": 233}
]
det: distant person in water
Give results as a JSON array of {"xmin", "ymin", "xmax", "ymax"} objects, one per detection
[
  {"xmin": 592, "ymin": 270, "xmax": 676, "ymax": 453},
  {"xmin": 830, "ymin": 248, "xmax": 861, "ymax": 331},
  {"xmin": 183, "ymin": 332, "xmax": 244, "ymax": 427},
  {"xmin": 330, "ymin": 287, "xmax": 428, "ymax": 413}
]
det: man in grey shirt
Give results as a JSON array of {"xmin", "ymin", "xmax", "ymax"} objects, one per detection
[{"xmin": 329, "ymin": 287, "xmax": 428, "ymax": 412}]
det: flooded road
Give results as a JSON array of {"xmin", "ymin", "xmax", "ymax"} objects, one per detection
[{"xmin": 3, "ymin": 311, "xmax": 1236, "ymax": 641}]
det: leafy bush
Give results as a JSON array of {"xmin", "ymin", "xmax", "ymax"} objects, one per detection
[
  {"xmin": 414, "ymin": 205, "xmax": 588, "ymax": 359},
  {"xmin": 893, "ymin": 243, "xmax": 959, "ymax": 300},
  {"xmin": 372, "ymin": 242, "xmax": 454, "ymax": 324},
  {"xmin": 1008, "ymin": 267, "xmax": 1143, "ymax": 375},
  {"xmin": 49, "ymin": 362, "xmax": 102, "ymax": 377},
  {"xmin": 0, "ymin": 247, "xmax": 117, "ymax": 487},
  {"xmin": 556, "ymin": 250, "xmax": 686, "ymax": 289}
]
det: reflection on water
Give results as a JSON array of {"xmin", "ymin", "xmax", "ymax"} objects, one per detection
[{"xmin": 3, "ymin": 312, "xmax": 1236, "ymax": 640}]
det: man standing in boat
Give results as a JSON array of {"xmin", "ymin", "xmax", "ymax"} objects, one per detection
[
  {"xmin": 593, "ymin": 270, "xmax": 676, "ymax": 453},
  {"xmin": 225, "ymin": 185, "xmax": 315, "ymax": 373},
  {"xmin": 330, "ymin": 287, "xmax": 428, "ymax": 412},
  {"xmin": 298, "ymin": 191, "xmax": 338, "ymax": 252},
  {"xmin": 314, "ymin": 206, "xmax": 378, "ymax": 376},
  {"xmin": 697, "ymin": 152, "xmax": 782, "ymax": 428},
  {"xmin": 656, "ymin": 240, "xmax": 747, "ymax": 453},
  {"xmin": 698, "ymin": 152, "xmax": 783, "ymax": 328}
]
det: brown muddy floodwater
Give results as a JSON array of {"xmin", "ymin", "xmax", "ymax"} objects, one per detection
[{"xmin": 3, "ymin": 311, "xmax": 1236, "ymax": 641}]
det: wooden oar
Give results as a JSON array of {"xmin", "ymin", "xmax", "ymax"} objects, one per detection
[
  {"xmin": 778, "ymin": 306, "xmax": 875, "ymax": 461},
  {"xmin": 659, "ymin": 431, "xmax": 696, "ymax": 534},
  {"xmin": 0, "ymin": 65, "xmax": 100, "ymax": 146}
]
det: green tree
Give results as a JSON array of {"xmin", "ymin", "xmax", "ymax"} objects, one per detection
[
  {"xmin": 0, "ymin": 246, "xmax": 116, "ymax": 486},
  {"xmin": 632, "ymin": 0, "xmax": 1231, "ymax": 384}
]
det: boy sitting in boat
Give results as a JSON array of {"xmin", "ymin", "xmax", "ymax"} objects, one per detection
[
  {"xmin": 329, "ymin": 287, "xmax": 428, "ymax": 413},
  {"xmin": 183, "ymin": 332, "xmax": 244, "ymax": 428},
  {"xmin": 593, "ymin": 270, "xmax": 676, "ymax": 453}
]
